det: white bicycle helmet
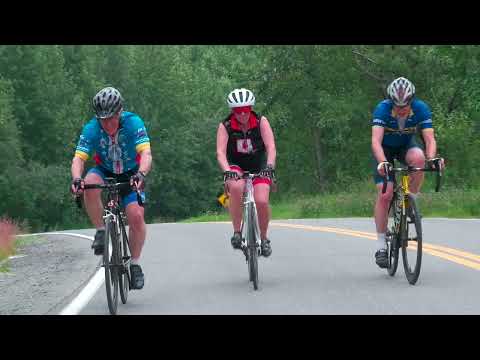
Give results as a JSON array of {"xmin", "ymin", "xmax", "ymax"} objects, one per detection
[
  {"xmin": 227, "ymin": 88, "xmax": 255, "ymax": 108},
  {"xmin": 387, "ymin": 77, "xmax": 415, "ymax": 106}
]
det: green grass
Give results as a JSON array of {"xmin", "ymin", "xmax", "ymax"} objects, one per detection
[
  {"xmin": 15, "ymin": 235, "xmax": 45, "ymax": 250},
  {"xmin": 0, "ymin": 261, "xmax": 8, "ymax": 273},
  {"xmin": 182, "ymin": 187, "xmax": 480, "ymax": 222},
  {"xmin": 0, "ymin": 235, "xmax": 45, "ymax": 273}
]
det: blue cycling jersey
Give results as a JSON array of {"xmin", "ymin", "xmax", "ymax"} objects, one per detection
[
  {"xmin": 372, "ymin": 98, "xmax": 433, "ymax": 148},
  {"xmin": 75, "ymin": 111, "xmax": 150, "ymax": 174}
]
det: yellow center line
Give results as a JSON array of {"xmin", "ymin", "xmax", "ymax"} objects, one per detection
[{"xmin": 272, "ymin": 222, "xmax": 480, "ymax": 271}]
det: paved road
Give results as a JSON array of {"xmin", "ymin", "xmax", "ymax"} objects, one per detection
[{"xmin": 77, "ymin": 218, "xmax": 480, "ymax": 315}]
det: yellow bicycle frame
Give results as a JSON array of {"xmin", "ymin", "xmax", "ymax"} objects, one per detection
[{"xmin": 401, "ymin": 174, "xmax": 410, "ymax": 214}]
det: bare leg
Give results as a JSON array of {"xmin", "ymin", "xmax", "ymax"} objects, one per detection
[
  {"xmin": 83, "ymin": 173, "xmax": 104, "ymax": 229},
  {"xmin": 125, "ymin": 202, "xmax": 146, "ymax": 260},
  {"xmin": 253, "ymin": 183, "xmax": 271, "ymax": 240},
  {"xmin": 374, "ymin": 182, "xmax": 394, "ymax": 234},
  {"xmin": 225, "ymin": 171, "xmax": 245, "ymax": 233},
  {"xmin": 405, "ymin": 147, "xmax": 426, "ymax": 194}
]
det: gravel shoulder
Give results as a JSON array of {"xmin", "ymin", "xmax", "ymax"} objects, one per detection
[{"xmin": 0, "ymin": 233, "xmax": 99, "ymax": 315}]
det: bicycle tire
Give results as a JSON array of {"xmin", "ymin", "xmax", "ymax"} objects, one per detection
[
  {"xmin": 104, "ymin": 220, "xmax": 119, "ymax": 315},
  {"xmin": 401, "ymin": 194, "xmax": 422, "ymax": 285},
  {"xmin": 249, "ymin": 204, "xmax": 259, "ymax": 291},
  {"xmin": 118, "ymin": 215, "xmax": 130, "ymax": 304},
  {"xmin": 245, "ymin": 203, "xmax": 258, "ymax": 290},
  {"xmin": 387, "ymin": 193, "xmax": 400, "ymax": 276}
]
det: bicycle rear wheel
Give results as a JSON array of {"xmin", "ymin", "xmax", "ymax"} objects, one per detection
[
  {"xmin": 118, "ymin": 216, "xmax": 131, "ymax": 304},
  {"xmin": 387, "ymin": 193, "xmax": 400, "ymax": 276},
  {"xmin": 401, "ymin": 194, "xmax": 422, "ymax": 285},
  {"xmin": 104, "ymin": 220, "xmax": 119, "ymax": 315}
]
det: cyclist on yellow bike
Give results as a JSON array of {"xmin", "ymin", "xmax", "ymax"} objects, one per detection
[
  {"xmin": 70, "ymin": 87, "xmax": 153, "ymax": 289},
  {"xmin": 371, "ymin": 77, "xmax": 444, "ymax": 268},
  {"xmin": 216, "ymin": 88, "xmax": 277, "ymax": 257}
]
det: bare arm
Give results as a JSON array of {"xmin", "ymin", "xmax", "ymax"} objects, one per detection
[
  {"xmin": 71, "ymin": 156, "xmax": 85, "ymax": 180},
  {"xmin": 138, "ymin": 148, "xmax": 153, "ymax": 175},
  {"xmin": 260, "ymin": 116, "xmax": 276, "ymax": 168},
  {"xmin": 371, "ymin": 126, "xmax": 387, "ymax": 163},
  {"xmin": 216, "ymin": 123, "xmax": 231, "ymax": 172},
  {"xmin": 421, "ymin": 128, "xmax": 437, "ymax": 160}
]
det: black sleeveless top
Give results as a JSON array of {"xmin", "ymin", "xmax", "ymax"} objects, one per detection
[{"xmin": 221, "ymin": 111, "xmax": 266, "ymax": 173}]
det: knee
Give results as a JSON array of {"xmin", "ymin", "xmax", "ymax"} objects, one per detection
[
  {"xmin": 378, "ymin": 189, "xmax": 393, "ymax": 204},
  {"xmin": 84, "ymin": 188, "xmax": 100, "ymax": 201},
  {"xmin": 84, "ymin": 175, "xmax": 102, "ymax": 200},
  {"xmin": 227, "ymin": 181, "xmax": 243, "ymax": 197},
  {"xmin": 407, "ymin": 150, "xmax": 426, "ymax": 167},
  {"xmin": 128, "ymin": 209, "xmax": 145, "ymax": 228},
  {"xmin": 254, "ymin": 196, "xmax": 269, "ymax": 209}
]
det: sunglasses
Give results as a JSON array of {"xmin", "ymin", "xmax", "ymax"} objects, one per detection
[
  {"xmin": 393, "ymin": 102, "xmax": 411, "ymax": 109},
  {"xmin": 232, "ymin": 106, "xmax": 252, "ymax": 114}
]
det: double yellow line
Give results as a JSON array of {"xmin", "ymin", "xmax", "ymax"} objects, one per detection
[{"xmin": 271, "ymin": 222, "xmax": 480, "ymax": 271}]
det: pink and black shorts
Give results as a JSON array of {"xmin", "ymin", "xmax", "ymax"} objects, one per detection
[{"xmin": 229, "ymin": 165, "xmax": 272, "ymax": 186}]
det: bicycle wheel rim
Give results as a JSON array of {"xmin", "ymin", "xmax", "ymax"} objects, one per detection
[
  {"xmin": 104, "ymin": 221, "xmax": 119, "ymax": 314},
  {"xmin": 242, "ymin": 204, "xmax": 253, "ymax": 281},
  {"xmin": 387, "ymin": 194, "xmax": 400, "ymax": 276},
  {"xmin": 401, "ymin": 195, "xmax": 422, "ymax": 285},
  {"xmin": 250, "ymin": 205, "xmax": 259, "ymax": 290},
  {"xmin": 119, "ymin": 220, "xmax": 130, "ymax": 304}
]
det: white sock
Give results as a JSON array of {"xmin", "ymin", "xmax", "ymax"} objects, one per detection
[
  {"xmin": 131, "ymin": 257, "xmax": 140, "ymax": 266},
  {"xmin": 377, "ymin": 233, "xmax": 386, "ymax": 251}
]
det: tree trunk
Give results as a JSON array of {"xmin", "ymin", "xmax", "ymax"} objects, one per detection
[{"xmin": 313, "ymin": 126, "xmax": 326, "ymax": 190}]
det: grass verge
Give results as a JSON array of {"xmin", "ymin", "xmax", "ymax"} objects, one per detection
[{"xmin": 182, "ymin": 187, "xmax": 479, "ymax": 222}]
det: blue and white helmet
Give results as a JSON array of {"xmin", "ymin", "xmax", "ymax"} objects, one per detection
[
  {"xmin": 387, "ymin": 77, "xmax": 415, "ymax": 106},
  {"xmin": 227, "ymin": 88, "xmax": 256, "ymax": 108}
]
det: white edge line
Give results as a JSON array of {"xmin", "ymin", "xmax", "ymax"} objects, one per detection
[
  {"xmin": 15, "ymin": 231, "xmax": 103, "ymax": 315},
  {"xmin": 59, "ymin": 268, "xmax": 104, "ymax": 315},
  {"xmin": 8, "ymin": 255, "xmax": 27, "ymax": 260},
  {"xmin": 16, "ymin": 232, "xmax": 95, "ymax": 240}
]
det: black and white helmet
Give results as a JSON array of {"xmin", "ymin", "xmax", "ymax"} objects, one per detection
[
  {"xmin": 227, "ymin": 88, "xmax": 256, "ymax": 108},
  {"xmin": 92, "ymin": 87, "xmax": 124, "ymax": 119},
  {"xmin": 387, "ymin": 77, "xmax": 415, "ymax": 106}
]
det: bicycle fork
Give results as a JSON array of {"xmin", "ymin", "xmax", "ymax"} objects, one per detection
[{"xmin": 102, "ymin": 210, "xmax": 119, "ymax": 268}]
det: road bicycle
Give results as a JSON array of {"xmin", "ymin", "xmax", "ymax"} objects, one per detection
[
  {"xmin": 381, "ymin": 158, "xmax": 442, "ymax": 285},
  {"xmin": 76, "ymin": 178, "xmax": 143, "ymax": 314}
]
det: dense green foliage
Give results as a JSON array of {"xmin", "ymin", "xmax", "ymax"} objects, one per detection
[{"xmin": 0, "ymin": 45, "xmax": 478, "ymax": 231}]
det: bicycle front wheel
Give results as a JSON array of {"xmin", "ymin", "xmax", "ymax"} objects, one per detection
[
  {"xmin": 250, "ymin": 205, "xmax": 259, "ymax": 290},
  {"xmin": 118, "ymin": 216, "xmax": 130, "ymax": 304},
  {"xmin": 401, "ymin": 194, "xmax": 423, "ymax": 285},
  {"xmin": 387, "ymin": 193, "xmax": 400, "ymax": 276},
  {"xmin": 245, "ymin": 204, "xmax": 259, "ymax": 290},
  {"xmin": 104, "ymin": 220, "xmax": 120, "ymax": 314}
]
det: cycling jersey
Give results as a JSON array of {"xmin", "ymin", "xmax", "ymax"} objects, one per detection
[
  {"xmin": 222, "ymin": 111, "xmax": 266, "ymax": 173},
  {"xmin": 75, "ymin": 111, "xmax": 150, "ymax": 174},
  {"xmin": 372, "ymin": 98, "xmax": 433, "ymax": 148}
]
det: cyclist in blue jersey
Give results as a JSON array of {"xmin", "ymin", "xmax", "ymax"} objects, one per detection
[
  {"xmin": 70, "ymin": 87, "xmax": 153, "ymax": 289},
  {"xmin": 371, "ymin": 77, "xmax": 444, "ymax": 269}
]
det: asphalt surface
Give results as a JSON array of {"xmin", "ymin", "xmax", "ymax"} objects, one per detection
[{"xmin": 76, "ymin": 218, "xmax": 480, "ymax": 315}]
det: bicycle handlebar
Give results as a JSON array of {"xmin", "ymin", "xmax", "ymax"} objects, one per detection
[
  {"xmin": 381, "ymin": 160, "xmax": 443, "ymax": 194},
  {"xmin": 75, "ymin": 181, "xmax": 144, "ymax": 208}
]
